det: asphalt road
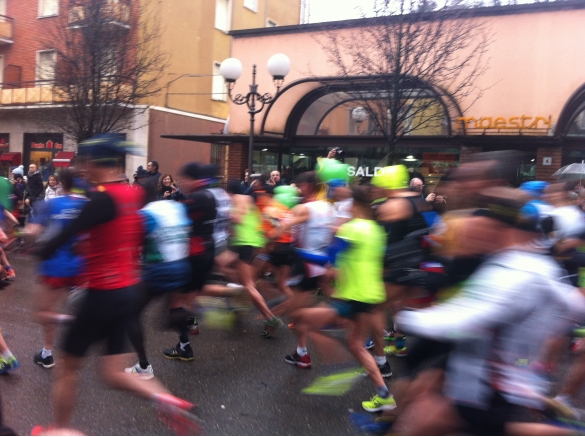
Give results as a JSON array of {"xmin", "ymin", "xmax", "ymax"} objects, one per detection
[{"xmin": 0, "ymin": 252, "xmax": 394, "ymax": 436}]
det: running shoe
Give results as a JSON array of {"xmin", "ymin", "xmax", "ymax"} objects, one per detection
[
  {"xmin": 365, "ymin": 338, "xmax": 374, "ymax": 349},
  {"xmin": 362, "ymin": 394, "xmax": 397, "ymax": 412},
  {"xmin": 0, "ymin": 355, "xmax": 20, "ymax": 374},
  {"xmin": 261, "ymin": 317, "xmax": 284, "ymax": 338},
  {"xmin": 361, "ymin": 362, "xmax": 392, "ymax": 378},
  {"xmin": 349, "ymin": 413, "xmax": 393, "ymax": 435},
  {"xmin": 384, "ymin": 344, "xmax": 407, "ymax": 357},
  {"xmin": 284, "ymin": 351, "xmax": 312, "ymax": 368},
  {"xmin": 383, "ymin": 329, "xmax": 395, "ymax": 341},
  {"xmin": 154, "ymin": 394, "xmax": 202, "ymax": 436},
  {"xmin": 378, "ymin": 361, "xmax": 392, "ymax": 378},
  {"xmin": 34, "ymin": 351, "xmax": 55, "ymax": 369},
  {"xmin": 125, "ymin": 361, "xmax": 155, "ymax": 379},
  {"xmin": 163, "ymin": 343, "xmax": 194, "ymax": 361},
  {"xmin": 5, "ymin": 268, "xmax": 15, "ymax": 281}
]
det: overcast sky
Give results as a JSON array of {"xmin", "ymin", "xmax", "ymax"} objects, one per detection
[{"xmin": 306, "ymin": 0, "xmax": 378, "ymax": 23}]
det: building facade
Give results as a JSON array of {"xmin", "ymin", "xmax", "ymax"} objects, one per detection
[
  {"xmin": 167, "ymin": 1, "xmax": 585, "ymax": 188},
  {"xmin": 0, "ymin": 0, "xmax": 301, "ymax": 180}
]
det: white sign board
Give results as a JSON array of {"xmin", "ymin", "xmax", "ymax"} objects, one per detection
[{"xmin": 543, "ymin": 157, "xmax": 552, "ymax": 166}]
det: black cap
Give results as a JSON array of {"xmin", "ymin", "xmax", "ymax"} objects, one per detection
[
  {"xmin": 181, "ymin": 162, "xmax": 202, "ymax": 180},
  {"xmin": 134, "ymin": 166, "xmax": 149, "ymax": 179}
]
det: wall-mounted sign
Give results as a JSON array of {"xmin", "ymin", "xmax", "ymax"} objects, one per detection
[
  {"xmin": 348, "ymin": 166, "xmax": 384, "ymax": 177},
  {"xmin": 0, "ymin": 134, "xmax": 9, "ymax": 150},
  {"xmin": 543, "ymin": 157, "xmax": 552, "ymax": 166},
  {"xmin": 455, "ymin": 115, "xmax": 553, "ymax": 130},
  {"xmin": 31, "ymin": 139, "xmax": 63, "ymax": 150}
]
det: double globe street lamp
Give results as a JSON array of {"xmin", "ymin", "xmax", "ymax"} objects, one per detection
[{"xmin": 220, "ymin": 54, "xmax": 291, "ymax": 175}]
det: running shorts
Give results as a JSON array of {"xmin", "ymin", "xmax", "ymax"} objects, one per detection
[
  {"xmin": 328, "ymin": 298, "xmax": 375, "ymax": 319},
  {"xmin": 63, "ymin": 286, "xmax": 136, "ymax": 357},
  {"xmin": 297, "ymin": 275, "xmax": 322, "ymax": 292},
  {"xmin": 269, "ymin": 243, "xmax": 295, "ymax": 267},
  {"xmin": 187, "ymin": 250, "xmax": 215, "ymax": 292},
  {"xmin": 230, "ymin": 245, "xmax": 258, "ymax": 265},
  {"xmin": 455, "ymin": 392, "xmax": 538, "ymax": 436},
  {"xmin": 41, "ymin": 275, "xmax": 85, "ymax": 289},
  {"xmin": 142, "ymin": 259, "xmax": 191, "ymax": 294}
]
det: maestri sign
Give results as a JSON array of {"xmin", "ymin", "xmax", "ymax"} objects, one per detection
[{"xmin": 456, "ymin": 115, "xmax": 553, "ymax": 130}]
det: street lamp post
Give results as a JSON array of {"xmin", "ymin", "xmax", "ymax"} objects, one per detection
[{"xmin": 220, "ymin": 54, "xmax": 290, "ymax": 175}]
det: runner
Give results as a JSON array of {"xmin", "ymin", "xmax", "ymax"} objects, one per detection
[
  {"xmin": 163, "ymin": 163, "xmax": 244, "ymax": 360},
  {"xmin": 226, "ymin": 179, "xmax": 283, "ymax": 337},
  {"xmin": 125, "ymin": 197, "xmax": 192, "ymax": 378},
  {"xmin": 34, "ymin": 134, "xmax": 198, "ymax": 434},
  {"xmin": 28, "ymin": 169, "xmax": 88, "ymax": 369},
  {"xmin": 271, "ymin": 171, "xmax": 335, "ymax": 323},
  {"xmin": 286, "ymin": 185, "xmax": 395, "ymax": 412}
]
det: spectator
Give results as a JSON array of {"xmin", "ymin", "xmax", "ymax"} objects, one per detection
[
  {"xmin": 44, "ymin": 175, "xmax": 63, "ymax": 201},
  {"xmin": 156, "ymin": 174, "xmax": 185, "ymax": 201},
  {"xmin": 133, "ymin": 166, "xmax": 149, "ymax": 186},
  {"xmin": 141, "ymin": 161, "xmax": 161, "ymax": 203},
  {"xmin": 241, "ymin": 169, "xmax": 250, "ymax": 190},
  {"xmin": 26, "ymin": 163, "xmax": 44, "ymax": 206},
  {"xmin": 268, "ymin": 170, "xmax": 282, "ymax": 186}
]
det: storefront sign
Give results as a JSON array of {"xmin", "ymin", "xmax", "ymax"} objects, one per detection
[
  {"xmin": 31, "ymin": 139, "xmax": 63, "ymax": 150},
  {"xmin": 0, "ymin": 134, "xmax": 9, "ymax": 150},
  {"xmin": 348, "ymin": 166, "xmax": 384, "ymax": 177},
  {"xmin": 455, "ymin": 115, "xmax": 553, "ymax": 130}
]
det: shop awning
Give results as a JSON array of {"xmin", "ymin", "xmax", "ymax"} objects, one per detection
[
  {"xmin": 0, "ymin": 152, "xmax": 21, "ymax": 166},
  {"xmin": 53, "ymin": 151, "xmax": 75, "ymax": 167}
]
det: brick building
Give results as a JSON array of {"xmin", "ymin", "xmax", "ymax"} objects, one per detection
[{"xmin": 0, "ymin": 0, "xmax": 302, "ymax": 180}]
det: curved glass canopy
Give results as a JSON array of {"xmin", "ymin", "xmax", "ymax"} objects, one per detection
[{"xmin": 295, "ymin": 90, "xmax": 449, "ymax": 137}]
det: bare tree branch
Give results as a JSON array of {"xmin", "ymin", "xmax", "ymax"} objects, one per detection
[
  {"xmin": 316, "ymin": 0, "xmax": 491, "ymax": 161},
  {"xmin": 38, "ymin": 0, "xmax": 170, "ymax": 143}
]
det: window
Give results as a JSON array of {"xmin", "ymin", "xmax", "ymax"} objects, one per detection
[
  {"xmin": 36, "ymin": 50, "xmax": 56, "ymax": 83},
  {"xmin": 0, "ymin": 56, "xmax": 3, "ymax": 86},
  {"xmin": 244, "ymin": 0, "xmax": 258, "ymax": 12},
  {"xmin": 212, "ymin": 62, "xmax": 226, "ymax": 101},
  {"xmin": 215, "ymin": 0, "xmax": 231, "ymax": 32},
  {"xmin": 0, "ymin": 0, "xmax": 6, "ymax": 16},
  {"xmin": 39, "ymin": 0, "xmax": 59, "ymax": 17},
  {"xmin": 266, "ymin": 18, "xmax": 278, "ymax": 27}
]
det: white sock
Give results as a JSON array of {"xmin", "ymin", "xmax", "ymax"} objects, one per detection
[
  {"xmin": 374, "ymin": 355, "xmax": 386, "ymax": 366},
  {"xmin": 41, "ymin": 348, "xmax": 52, "ymax": 359},
  {"xmin": 1, "ymin": 351, "xmax": 12, "ymax": 360},
  {"xmin": 297, "ymin": 346, "xmax": 308, "ymax": 356},
  {"xmin": 180, "ymin": 341, "xmax": 189, "ymax": 350}
]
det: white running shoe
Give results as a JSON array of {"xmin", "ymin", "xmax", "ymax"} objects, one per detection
[{"xmin": 125, "ymin": 362, "xmax": 154, "ymax": 379}]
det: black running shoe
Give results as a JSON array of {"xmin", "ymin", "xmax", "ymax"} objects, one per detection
[
  {"xmin": 34, "ymin": 351, "xmax": 55, "ymax": 369},
  {"xmin": 378, "ymin": 361, "xmax": 392, "ymax": 378},
  {"xmin": 163, "ymin": 343, "xmax": 194, "ymax": 361}
]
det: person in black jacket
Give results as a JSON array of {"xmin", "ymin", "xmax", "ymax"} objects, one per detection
[{"xmin": 25, "ymin": 164, "xmax": 44, "ymax": 208}]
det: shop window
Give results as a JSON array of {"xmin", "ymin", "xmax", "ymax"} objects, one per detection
[
  {"xmin": 212, "ymin": 62, "xmax": 226, "ymax": 101},
  {"xmin": 39, "ymin": 0, "xmax": 59, "ymax": 17},
  {"xmin": 215, "ymin": 0, "xmax": 231, "ymax": 32}
]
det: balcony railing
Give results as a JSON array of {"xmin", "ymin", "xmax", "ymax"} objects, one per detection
[
  {"xmin": 0, "ymin": 80, "xmax": 58, "ymax": 105},
  {"xmin": 68, "ymin": 2, "xmax": 131, "ymax": 29},
  {"xmin": 0, "ymin": 15, "xmax": 14, "ymax": 45},
  {"xmin": 0, "ymin": 80, "xmax": 134, "ymax": 106}
]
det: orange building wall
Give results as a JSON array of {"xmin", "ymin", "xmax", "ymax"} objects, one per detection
[{"xmin": 227, "ymin": 7, "xmax": 585, "ymax": 135}]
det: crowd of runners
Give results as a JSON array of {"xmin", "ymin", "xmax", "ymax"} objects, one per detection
[{"xmin": 1, "ymin": 135, "xmax": 585, "ymax": 435}]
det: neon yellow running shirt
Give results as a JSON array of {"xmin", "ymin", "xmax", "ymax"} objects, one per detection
[
  {"xmin": 231, "ymin": 206, "xmax": 265, "ymax": 248},
  {"xmin": 333, "ymin": 218, "xmax": 386, "ymax": 304}
]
